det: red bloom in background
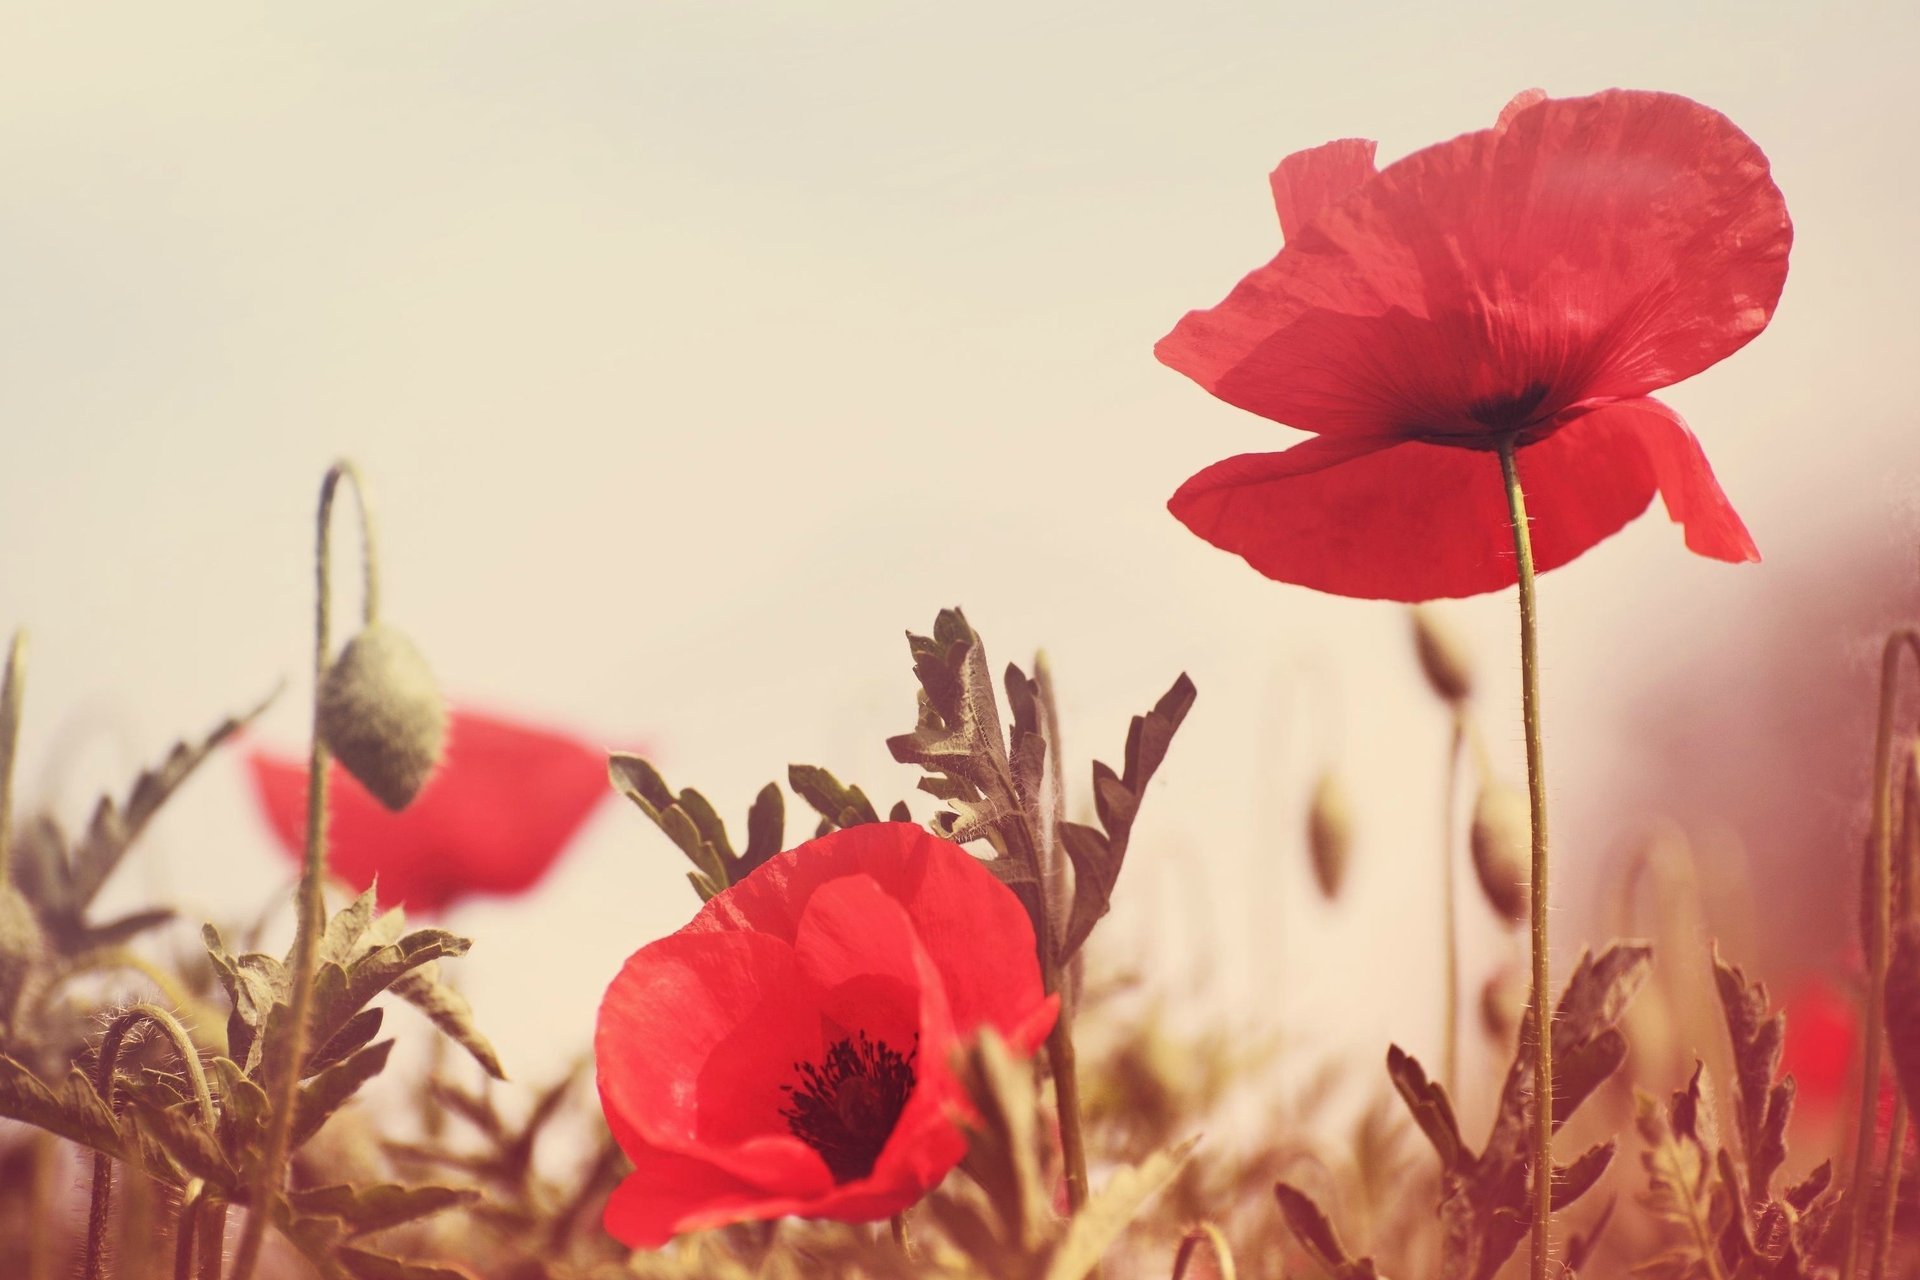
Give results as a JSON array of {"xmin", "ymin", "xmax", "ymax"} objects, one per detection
[
  {"xmin": 1158, "ymin": 89, "xmax": 1791, "ymax": 601},
  {"xmin": 1781, "ymin": 978, "xmax": 1858, "ymax": 1118},
  {"xmin": 594, "ymin": 822, "xmax": 1058, "ymax": 1247},
  {"xmin": 249, "ymin": 708, "xmax": 610, "ymax": 913}
]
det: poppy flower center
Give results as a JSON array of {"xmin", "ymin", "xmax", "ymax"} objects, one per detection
[{"xmin": 779, "ymin": 1032, "xmax": 918, "ymax": 1183}]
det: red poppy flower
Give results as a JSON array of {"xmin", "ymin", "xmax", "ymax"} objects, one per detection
[
  {"xmin": 594, "ymin": 822, "xmax": 1058, "ymax": 1247},
  {"xmin": 247, "ymin": 708, "xmax": 611, "ymax": 913},
  {"xmin": 1158, "ymin": 88, "xmax": 1791, "ymax": 601}
]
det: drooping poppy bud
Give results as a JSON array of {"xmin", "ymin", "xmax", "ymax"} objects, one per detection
[
  {"xmin": 1306, "ymin": 771, "xmax": 1352, "ymax": 900},
  {"xmin": 1410, "ymin": 607, "xmax": 1474, "ymax": 703},
  {"xmin": 1470, "ymin": 782, "xmax": 1530, "ymax": 925},
  {"xmin": 318, "ymin": 622, "xmax": 445, "ymax": 811}
]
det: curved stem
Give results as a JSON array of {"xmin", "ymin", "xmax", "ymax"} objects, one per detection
[
  {"xmin": 228, "ymin": 462, "xmax": 377, "ymax": 1280},
  {"xmin": 0, "ymin": 631, "xmax": 24, "ymax": 892},
  {"xmin": 85, "ymin": 1003, "xmax": 218, "ymax": 1280},
  {"xmin": 1171, "ymin": 1223, "xmax": 1238, "ymax": 1280},
  {"xmin": 1497, "ymin": 440, "xmax": 1553, "ymax": 1280},
  {"xmin": 1443, "ymin": 709, "xmax": 1465, "ymax": 1097},
  {"xmin": 1844, "ymin": 629, "xmax": 1920, "ymax": 1280}
]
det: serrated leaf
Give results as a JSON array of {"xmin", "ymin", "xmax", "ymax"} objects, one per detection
[
  {"xmin": 69, "ymin": 688, "xmax": 277, "ymax": 908},
  {"xmin": 1274, "ymin": 1181, "xmax": 1382, "ymax": 1280},
  {"xmin": 788, "ymin": 765, "xmax": 881, "ymax": 830},
  {"xmin": 1388, "ymin": 1044, "xmax": 1466, "ymax": 1172},
  {"xmin": 741, "ymin": 782, "xmax": 784, "ymax": 876},
  {"xmin": 126, "ymin": 1094, "xmax": 236, "ymax": 1187},
  {"xmin": 293, "ymin": 1040, "xmax": 395, "ymax": 1149},
  {"xmin": 1551, "ymin": 1141, "xmax": 1615, "ymax": 1210},
  {"xmin": 0, "ymin": 1056, "xmax": 127, "ymax": 1157},
  {"xmin": 308, "ymin": 1007, "xmax": 386, "ymax": 1075},
  {"xmin": 322, "ymin": 888, "xmax": 381, "ymax": 966},
  {"xmin": 1712, "ymin": 946, "xmax": 1791, "ymax": 1199},
  {"xmin": 391, "ymin": 966, "xmax": 505, "ymax": 1080},
  {"xmin": 1045, "ymin": 1136, "xmax": 1196, "ymax": 1280},
  {"xmin": 289, "ymin": 1182, "xmax": 479, "ymax": 1237}
]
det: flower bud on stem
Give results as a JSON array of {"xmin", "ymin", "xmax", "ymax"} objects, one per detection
[{"xmin": 227, "ymin": 462, "xmax": 380, "ymax": 1280}]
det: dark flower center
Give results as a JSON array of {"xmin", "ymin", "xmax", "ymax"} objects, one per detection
[
  {"xmin": 1465, "ymin": 381, "xmax": 1554, "ymax": 432},
  {"xmin": 779, "ymin": 1032, "xmax": 918, "ymax": 1183}
]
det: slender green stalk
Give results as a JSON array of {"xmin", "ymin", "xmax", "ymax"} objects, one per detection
[
  {"xmin": 1497, "ymin": 440, "xmax": 1553, "ymax": 1280},
  {"xmin": 1443, "ymin": 710, "xmax": 1465, "ymax": 1097},
  {"xmin": 1870, "ymin": 1093, "xmax": 1907, "ymax": 1280},
  {"xmin": 1843, "ymin": 630, "xmax": 1920, "ymax": 1280},
  {"xmin": 1171, "ymin": 1223, "xmax": 1238, "ymax": 1280},
  {"xmin": 174, "ymin": 1183, "xmax": 204, "ymax": 1280},
  {"xmin": 0, "ymin": 630, "xmax": 25, "ymax": 891},
  {"xmin": 227, "ymin": 462, "xmax": 376, "ymax": 1280},
  {"xmin": 85, "ymin": 1004, "xmax": 217, "ymax": 1280},
  {"xmin": 197, "ymin": 1201, "xmax": 228, "ymax": 1280},
  {"xmin": 1048, "ymin": 1005, "xmax": 1090, "ymax": 1213}
]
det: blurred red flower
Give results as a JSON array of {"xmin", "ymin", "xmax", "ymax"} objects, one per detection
[
  {"xmin": 1781, "ymin": 978, "xmax": 1858, "ymax": 1117},
  {"xmin": 248, "ymin": 708, "xmax": 610, "ymax": 913},
  {"xmin": 1158, "ymin": 88, "xmax": 1791, "ymax": 601},
  {"xmin": 594, "ymin": 822, "xmax": 1058, "ymax": 1247}
]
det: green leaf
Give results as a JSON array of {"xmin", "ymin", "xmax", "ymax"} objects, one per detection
[
  {"xmin": 308, "ymin": 1007, "xmax": 386, "ymax": 1076},
  {"xmin": 125, "ymin": 1094, "xmax": 236, "ymax": 1187},
  {"xmin": 1387, "ymin": 1044, "xmax": 1466, "ymax": 1172},
  {"xmin": 787, "ymin": 764, "xmax": 881, "ymax": 830},
  {"xmin": 1045, "ymin": 1136, "xmax": 1197, "ymax": 1280},
  {"xmin": 1274, "ymin": 1181, "xmax": 1382, "ymax": 1280},
  {"xmin": 293, "ymin": 1040, "xmax": 395, "ymax": 1149},
  {"xmin": 289, "ymin": 1182, "xmax": 479, "ymax": 1237},
  {"xmin": 391, "ymin": 966, "xmax": 505, "ymax": 1080},
  {"xmin": 0, "ymin": 1055, "xmax": 126, "ymax": 1157}
]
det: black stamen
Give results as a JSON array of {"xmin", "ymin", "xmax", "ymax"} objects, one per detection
[
  {"xmin": 779, "ymin": 1032, "xmax": 918, "ymax": 1183},
  {"xmin": 1466, "ymin": 380, "xmax": 1553, "ymax": 431}
]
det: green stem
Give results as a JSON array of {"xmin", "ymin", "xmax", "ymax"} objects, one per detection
[
  {"xmin": 1443, "ymin": 710, "xmax": 1465, "ymax": 1098},
  {"xmin": 1844, "ymin": 630, "xmax": 1920, "ymax": 1280},
  {"xmin": 1870, "ymin": 1093, "xmax": 1907, "ymax": 1280},
  {"xmin": 1497, "ymin": 440, "xmax": 1553, "ymax": 1280},
  {"xmin": 1171, "ymin": 1223, "xmax": 1238, "ymax": 1280},
  {"xmin": 227, "ymin": 462, "xmax": 376, "ymax": 1280},
  {"xmin": 889, "ymin": 1210, "xmax": 912, "ymax": 1256},
  {"xmin": 1048, "ymin": 1003, "xmax": 1090, "ymax": 1215},
  {"xmin": 85, "ymin": 1004, "xmax": 217, "ymax": 1280},
  {"xmin": 174, "ymin": 1183, "xmax": 204, "ymax": 1280},
  {"xmin": 0, "ymin": 631, "xmax": 23, "ymax": 893},
  {"xmin": 197, "ymin": 1201, "xmax": 228, "ymax": 1280}
]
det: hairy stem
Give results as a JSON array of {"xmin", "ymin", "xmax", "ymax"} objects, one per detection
[
  {"xmin": 85, "ymin": 1004, "xmax": 217, "ymax": 1280},
  {"xmin": 1843, "ymin": 629, "xmax": 1920, "ymax": 1280},
  {"xmin": 0, "ymin": 631, "xmax": 22, "ymax": 894},
  {"xmin": 228, "ymin": 461, "xmax": 376, "ymax": 1280},
  {"xmin": 1870, "ymin": 1093, "xmax": 1907, "ymax": 1280},
  {"xmin": 1498, "ymin": 440, "xmax": 1553, "ymax": 1280}
]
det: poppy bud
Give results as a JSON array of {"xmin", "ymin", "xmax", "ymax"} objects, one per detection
[
  {"xmin": 318, "ymin": 622, "xmax": 445, "ymax": 811},
  {"xmin": 1470, "ymin": 782, "xmax": 1530, "ymax": 925},
  {"xmin": 1480, "ymin": 969, "xmax": 1525, "ymax": 1044},
  {"xmin": 1306, "ymin": 771, "xmax": 1352, "ymax": 900},
  {"xmin": 1410, "ymin": 607, "xmax": 1473, "ymax": 703},
  {"xmin": 1886, "ymin": 918, "xmax": 1920, "ymax": 1122}
]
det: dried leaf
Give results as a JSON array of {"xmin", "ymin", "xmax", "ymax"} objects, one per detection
[
  {"xmin": 1274, "ymin": 1182, "xmax": 1382, "ymax": 1280},
  {"xmin": 289, "ymin": 1182, "xmax": 479, "ymax": 1237},
  {"xmin": 1044, "ymin": 1136, "xmax": 1197, "ymax": 1280},
  {"xmin": 292, "ymin": 1040, "xmax": 395, "ymax": 1149}
]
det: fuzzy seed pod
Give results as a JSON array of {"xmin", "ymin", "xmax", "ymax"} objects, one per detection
[
  {"xmin": 0, "ymin": 882, "xmax": 44, "ymax": 1022},
  {"xmin": 1411, "ymin": 606, "xmax": 1474, "ymax": 704},
  {"xmin": 319, "ymin": 622, "xmax": 445, "ymax": 811},
  {"xmin": 1307, "ymin": 772, "xmax": 1353, "ymax": 900},
  {"xmin": 1470, "ymin": 782, "xmax": 1530, "ymax": 925},
  {"xmin": 1887, "ymin": 918, "xmax": 1920, "ymax": 1121},
  {"xmin": 1480, "ymin": 969, "xmax": 1525, "ymax": 1045}
]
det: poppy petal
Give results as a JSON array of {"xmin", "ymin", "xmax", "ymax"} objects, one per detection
[
  {"xmin": 1160, "ymin": 89, "xmax": 1791, "ymax": 439},
  {"xmin": 604, "ymin": 1147, "xmax": 826, "ymax": 1248},
  {"xmin": 1268, "ymin": 139, "xmax": 1377, "ymax": 241},
  {"xmin": 247, "ymin": 708, "xmax": 610, "ymax": 912},
  {"xmin": 1169, "ymin": 417, "xmax": 1664, "ymax": 601},
  {"xmin": 692, "ymin": 824, "xmax": 1053, "ymax": 1050},
  {"xmin": 1581, "ymin": 397, "xmax": 1759, "ymax": 563}
]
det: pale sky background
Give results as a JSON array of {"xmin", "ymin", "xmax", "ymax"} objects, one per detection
[{"xmin": 3, "ymin": 2, "xmax": 1918, "ymax": 1094}]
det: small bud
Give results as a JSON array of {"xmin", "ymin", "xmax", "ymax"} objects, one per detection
[
  {"xmin": 1470, "ymin": 782, "xmax": 1530, "ymax": 925},
  {"xmin": 1480, "ymin": 969, "xmax": 1525, "ymax": 1044},
  {"xmin": 1410, "ymin": 606, "xmax": 1474, "ymax": 703},
  {"xmin": 1307, "ymin": 772, "xmax": 1353, "ymax": 900},
  {"xmin": 1887, "ymin": 919, "xmax": 1920, "ymax": 1120},
  {"xmin": 319, "ymin": 622, "xmax": 445, "ymax": 811},
  {"xmin": 0, "ymin": 882, "xmax": 44, "ymax": 1021}
]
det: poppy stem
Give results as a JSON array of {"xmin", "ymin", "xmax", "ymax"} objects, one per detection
[
  {"xmin": 1496, "ymin": 439, "xmax": 1553, "ymax": 1280},
  {"xmin": 0, "ymin": 631, "xmax": 24, "ymax": 896},
  {"xmin": 1442, "ymin": 709, "xmax": 1465, "ymax": 1098},
  {"xmin": 889, "ymin": 1211, "xmax": 913, "ymax": 1257},
  {"xmin": 1870, "ymin": 1092, "xmax": 1906, "ymax": 1280},
  {"xmin": 1843, "ymin": 630, "xmax": 1920, "ymax": 1280},
  {"xmin": 1048, "ymin": 1000, "xmax": 1091, "ymax": 1215},
  {"xmin": 227, "ymin": 461, "xmax": 377, "ymax": 1280}
]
